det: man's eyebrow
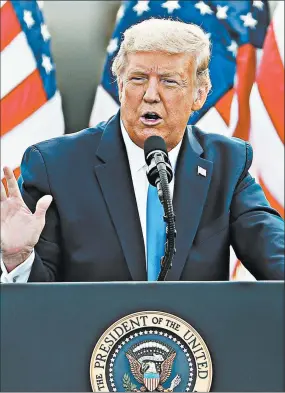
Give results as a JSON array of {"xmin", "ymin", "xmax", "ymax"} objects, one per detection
[
  {"xmin": 127, "ymin": 69, "xmax": 184, "ymax": 77},
  {"xmin": 128, "ymin": 69, "xmax": 148, "ymax": 75},
  {"xmin": 159, "ymin": 72, "xmax": 184, "ymax": 78}
]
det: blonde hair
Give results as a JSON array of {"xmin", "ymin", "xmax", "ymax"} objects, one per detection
[{"xmin": 112, "ymin": 18, "xmax": 212, "ymax": 93}]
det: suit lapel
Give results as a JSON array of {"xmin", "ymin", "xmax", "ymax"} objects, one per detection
[
  {"xmin": 166, "ymin": 127, "xmax": 213, "ymax": 280},
  {"xmin": 94, "ymin": 113, "xmax": 146, "ymax": 280},
  {"xmin": 94, "ymin": 116, "xmax": 212, "ymax": 282}
]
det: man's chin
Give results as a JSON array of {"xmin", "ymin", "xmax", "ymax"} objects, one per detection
[
  {"xmin": 138, "ymin": 128, "xmax": 168, "ymax": 146},
  {"xmin": 124, "ymin": 123, "xmax": 169, "ymax": 149}
]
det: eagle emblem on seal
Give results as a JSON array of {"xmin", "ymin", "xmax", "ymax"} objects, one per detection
[{"xmin": 123, "ymin": 340, "xmax": 181, "ymax": 392}]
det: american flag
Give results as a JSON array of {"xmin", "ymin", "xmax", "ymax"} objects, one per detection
[
  {"xmin": 1, "ymin": 0, "xmax": 64, "ymax": 181},
  {"xmin": 89, "ymin": 0, "xmax": 284, "ymax": 281}
]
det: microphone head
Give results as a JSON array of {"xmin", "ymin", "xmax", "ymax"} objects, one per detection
[
  {"xmin": 144, "ymin": 136, "xmax": 173, "ymax": 186},
  {"xmin": 144, "ymin": 136, "xmax": 168, "ymax": 163}
]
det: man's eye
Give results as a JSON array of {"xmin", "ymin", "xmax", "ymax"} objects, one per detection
[
  {"xmin": 131, "ymin": 77, "xmax": 145, "ymax": 81},
  {"xmin": 163, "ymin": 79, "xmax": 178, "ymax": 85}
]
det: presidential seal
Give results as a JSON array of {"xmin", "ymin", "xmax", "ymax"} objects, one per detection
[{"xmin": 90, "ymin": 311, "xmax": 212, "ymax": 392}]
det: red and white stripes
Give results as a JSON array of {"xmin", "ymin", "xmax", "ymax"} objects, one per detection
[
  {"xmin": 0, "ymin": 0, "xmax": 64, "ymax": 178},
  {"xmin": 200, "ymin": 3, "xmax": 284, "ymax": 280}
]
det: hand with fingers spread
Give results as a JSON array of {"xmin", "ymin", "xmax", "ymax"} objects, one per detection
[{"xmin": 1, "ymin": 166, "xmax": 53, "ymax": 272}]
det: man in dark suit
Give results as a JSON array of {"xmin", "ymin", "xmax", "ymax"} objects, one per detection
[{"xmin": 1, "ymin": 19, "xmax": 284, "ymax": 282}]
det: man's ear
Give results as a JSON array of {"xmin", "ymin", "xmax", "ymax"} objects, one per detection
[{"xmin": 191, "ymin": 88, "xmax": 208, "ymax": 111}]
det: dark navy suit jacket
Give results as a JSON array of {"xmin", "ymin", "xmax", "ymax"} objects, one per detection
[{"xmin": 14, "ymin": 111, "xmax": 284, "ymax": 281}]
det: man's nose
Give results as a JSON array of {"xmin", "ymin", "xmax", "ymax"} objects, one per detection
[{"xmin": 143, "ymin": 79, "xmax": 160, "ymax": 103}]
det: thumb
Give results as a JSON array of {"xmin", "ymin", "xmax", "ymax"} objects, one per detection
[{"xmin": 34, "ymin": 195, "xmax": 53, "ymax": 218}]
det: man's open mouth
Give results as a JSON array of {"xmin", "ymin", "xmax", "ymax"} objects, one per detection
[{"xmin": 140, "ymin": 112, "xmax": 162, "ymax": 125}]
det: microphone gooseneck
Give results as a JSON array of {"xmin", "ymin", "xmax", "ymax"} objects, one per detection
[{"xmin": 144, "ymin": 136, "xmax": 177, "ymax": 281}]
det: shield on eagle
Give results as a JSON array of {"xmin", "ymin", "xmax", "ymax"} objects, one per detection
[
  {"xmin": 125, "ymin": 340, "xmax": 179, "ymax": 392},
  {"xmin": 143, "ymin": 372, "xmax": 160, "ymax": 392}
]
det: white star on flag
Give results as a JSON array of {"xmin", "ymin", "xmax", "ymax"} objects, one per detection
[
  {"xmin": 216, "ymin": 5, "xmax": 228, "ymax": 19},
  {"xmin": 42, "ymin": 54, "xmax": 53, "ymax": 74},
  {"xmin": 161, "ymin": 1, "xmax": 181, "ymax": 14},
  {"xmin": 107, "ymin": 38, "xmax": 118, "ymax": 55},
  {"xmin": 37, "ymin": 1, "xmax": 44, "ymax": 9},
  {"xmin": 116, "ymin": 4, "xmax": 125, "ymax": 23},
  {"xmin": 227, "ymin": 40, "xmax": 238, "ymax": 56},
  {"xmin": 41, "ymin": 23, "xmax": 51, "ymax": 42},
  {"xmin": 195, "ymin": 1, "xmax": 213, "ymax": 15},
  {"xmin": 253, "ymin": 1, "xmax": 264, "ymax": 10},
  {"xmin": 240, "ymin": 12, "xmax": 258, "ymax": 28},
  {"xmin": 133, "ymin": 1, "xmax": 150, "ymax": 16},
  {"xmin": 23, "ymin": 10, "xmax": 35, "ymax": 28}
]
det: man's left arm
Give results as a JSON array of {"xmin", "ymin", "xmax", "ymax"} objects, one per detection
[{"xmin": 230, "ymin": 146, "xmax": 284, "ymax": 280}]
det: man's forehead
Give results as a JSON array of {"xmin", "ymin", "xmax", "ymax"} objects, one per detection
[{"xmin": 125, "ymin": 52, "xmax": 193, "ymax": 76}]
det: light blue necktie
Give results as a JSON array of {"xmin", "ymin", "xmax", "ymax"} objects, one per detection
[{"xmin": 146, "ymin": 184, "xmax": 166, "ymax": 281}]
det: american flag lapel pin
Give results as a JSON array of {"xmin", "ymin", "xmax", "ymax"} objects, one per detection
[{"xmin": 197, "ymin": 166, "xmax": 207, "ymax": 177}]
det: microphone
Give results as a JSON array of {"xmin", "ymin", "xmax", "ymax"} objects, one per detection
[
  {"xmin": 144, "ymin": 136, "xmax": 173, "ymax": 202},
  {"xmin": 144, "ymin": 136, "xmax": 176, "ymax": 281}
]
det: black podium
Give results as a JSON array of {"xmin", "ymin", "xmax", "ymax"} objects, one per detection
[{"xmin": 0, "ymin": 282, "xmax": 284, "ymax": 392}]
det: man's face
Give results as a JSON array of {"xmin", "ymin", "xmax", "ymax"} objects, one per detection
[{"xmin": 118, "ymin": 51, "xmax": 206, "ymax": 151}]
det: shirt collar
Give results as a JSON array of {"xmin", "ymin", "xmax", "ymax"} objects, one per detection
[{"xmin": 120, "ymin": 118, "xmax": 182, "ymax": 173}]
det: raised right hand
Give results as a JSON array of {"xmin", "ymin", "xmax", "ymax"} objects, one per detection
[{"xmin": 1, "ymin": 166, "xmax": 53, "ymax": 271}]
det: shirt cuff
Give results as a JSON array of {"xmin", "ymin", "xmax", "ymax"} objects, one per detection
[{"xmin": 0, "ymin": 250, "xmax": 35, "ymax": 283}]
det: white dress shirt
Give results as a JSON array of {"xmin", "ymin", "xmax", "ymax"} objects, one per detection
[
  {"xmin": 120, "ymin": 120, "xmax": 181, "ymax": 256},
  {"xmin": 0, "ymin": 120, "xmax": 182, "ymax": 283}
]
